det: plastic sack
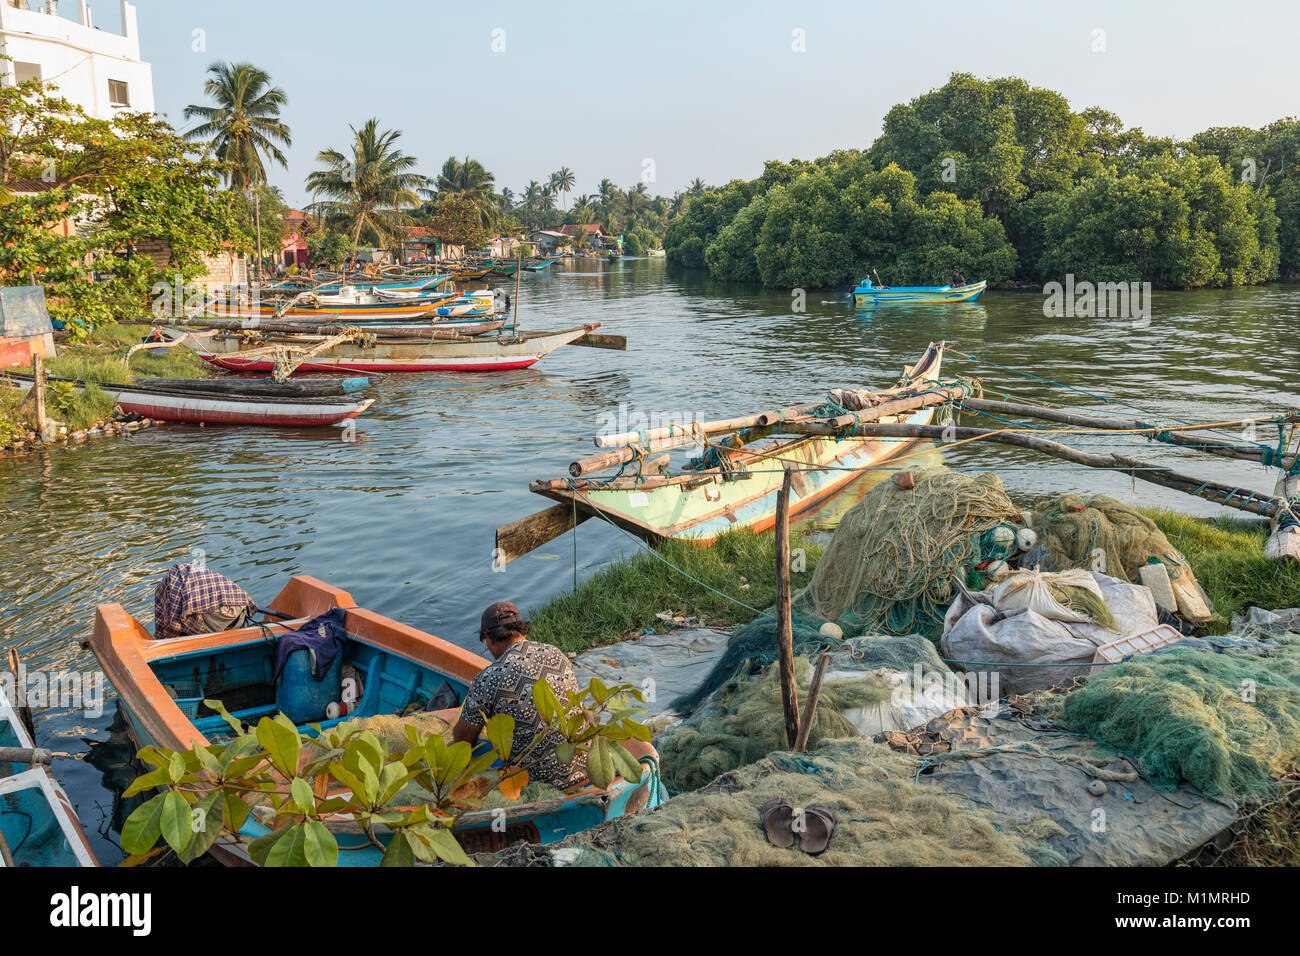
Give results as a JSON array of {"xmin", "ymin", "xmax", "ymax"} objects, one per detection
[{"xmin": 986, "ymin": 569, "xmax": 1102, "ymax": 623}]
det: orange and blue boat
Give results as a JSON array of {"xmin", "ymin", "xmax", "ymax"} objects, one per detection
[
  {"xmin": 90, "ymin": 575, "xmax": 663, "ymax": 865},
  {"xmin": 853, "ymin": 278, "xmax": 986, "ymax": 307}
]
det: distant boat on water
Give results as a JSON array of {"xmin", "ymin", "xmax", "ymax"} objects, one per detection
[{"xmin": 853, "ymin": 279, "xmax": 986, "ymax": 306}]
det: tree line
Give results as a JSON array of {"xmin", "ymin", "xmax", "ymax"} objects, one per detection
[{"xmin": 664, "ymin": 73, "xmax": 1295, "ymax": 290}]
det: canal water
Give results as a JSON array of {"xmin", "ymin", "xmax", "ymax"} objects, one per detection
[{"xmin": 3, "ymin": 258, "xmax": 1299, "ymax": 862}]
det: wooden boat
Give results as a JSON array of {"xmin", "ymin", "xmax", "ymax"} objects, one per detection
[
  {"xmin": 90, "ymin": 575, "xmax": 663, "ymax": 865},
  {"xmin": 1, "ymin": 370, "xmax": 374, "ymax": 427},
  {"xmin": 523, "ymin": 343, "xmax": 949, "ymax": 546},
  {"xmin": 853, "ymin": 279, "xmax": 986, "ymax": 306},
  {"xmin": 266, "ymin": 275, "xmax": 450, "ymax": 295},
  {"xmin": 1, "ymin": 687, "xmax": 98, "ymax": 867},
  {"xmin": 434, "ymin": 290, "xmax": 506, "ymax": 318},
  {"xmin": 247, "ymin": 289, "xmax": 460, "ymax": 320},
  {"xmin": 175, "ymin": 324, "xmax": 611, "ymax": 375},
  {"xmin": 137, "ymin": 374, "xmax": 380, "ymax": 398}
]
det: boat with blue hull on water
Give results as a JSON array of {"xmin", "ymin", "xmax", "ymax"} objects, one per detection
[{"xmin": 853, "ymin": 278, "xmax": 986, "ymax": 306}]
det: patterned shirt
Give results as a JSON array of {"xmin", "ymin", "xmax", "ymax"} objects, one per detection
[
  {"xmin": 460, "ymin": 640, "xmax": 588, "ymax": 789},
  {"xmin": 153, "ymin": 563, "xmax": 254, "ymax": 640}
]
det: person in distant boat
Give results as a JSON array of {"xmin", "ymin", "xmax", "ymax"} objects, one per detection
[
  {"xmin": 951, "ymin": 270, "xmax": 966, "ymax": 287},
  {"xmin": 452, "ymin": 601, "xmax": 589, "ymax": 788}
]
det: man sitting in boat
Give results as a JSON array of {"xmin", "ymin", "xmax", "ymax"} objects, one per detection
[
  {"xmin": 951, "ymin": 270, "xmax": 966, "ymax": 287},
  {"xmin": 452, "ymin": 602, "xmax": 589, "ymax": 788}
]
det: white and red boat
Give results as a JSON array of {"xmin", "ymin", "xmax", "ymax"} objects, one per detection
[
  {"xmin": 2, "ymin": 371, "xmax": 374, "ymax": 427},
  {"xmin": 167, "ymin": 324, "xmax": 608, "ymax": 375}
]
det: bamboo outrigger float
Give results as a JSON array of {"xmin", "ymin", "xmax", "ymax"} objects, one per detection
[{"xmin": 500, "ymin": 343, "xmax": 962, "ymax": 561}]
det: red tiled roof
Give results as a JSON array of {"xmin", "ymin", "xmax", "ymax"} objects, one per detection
[
  {"xmin": 402, "ymin": 226, "xmax": 433, "ymax": 239},
  {"xmin": 560, "ymin": 224, "xmax": 604, "ymax": 236}
]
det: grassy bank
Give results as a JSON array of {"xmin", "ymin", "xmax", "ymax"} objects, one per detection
[
  {"xmin": 526, "ymin": 506, "xmax": 1300, "ymax": 654},
  {"xmin": 1143, "ymin": 507, "xmax": 1300, "ymax": 632},
  {"xmin": 2, "ymin": 324, "xmax": 208, "ymax": 440},
  {"xmin": 528, "ymin": 529, "xmax": 825, "ymax": 654}
]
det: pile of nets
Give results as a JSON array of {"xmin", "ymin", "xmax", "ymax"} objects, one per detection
[
  {"xmin": 1035, "ymin": 635, "xmax": 1300, "ymax": 799},
  {"xmin": 671, "ymin": 617, "xmax": 946, "ymax": 716},
  {"xmin": 795, "ymin": 467, "xmax": 1025, "ymax": 638},
  {"xmin": 658, "ymin": 658, "xmax": 894, "ymax": 792},
  {"xmin": 541, "ymin": 739, "xmax": 1065, "ymax": 866},
  {"xmin": 1028, "ymin": 494, "xmax": 1211, "ymax": 623}
]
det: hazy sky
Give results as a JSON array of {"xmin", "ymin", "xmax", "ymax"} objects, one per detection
[{"xmin": 78, "ymin": 0, "xmax": 1300, "ymax": 207}]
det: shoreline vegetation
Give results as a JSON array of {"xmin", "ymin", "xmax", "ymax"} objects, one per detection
[
  {"xmin": 530, "ymin": 508, "xmax": 1300, "ymax": 655},
  {"xmin": 665, "ymin": 73, "xmax": 1297, "ymax": 291}
]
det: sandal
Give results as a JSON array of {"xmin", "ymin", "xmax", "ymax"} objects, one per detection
[
  {"xmin": 759, "ymin": 797, "xmax": 797, "ymax": 849},
  {"xmin": 799, "ymin": 804, "xmax": 836, "ymax": 855}
]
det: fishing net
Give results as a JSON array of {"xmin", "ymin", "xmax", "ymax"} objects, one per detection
[
  {"xmin": 1028, "ymin": 494, "xmax": 1211, "ymax": 622},
  {"xmin": 538, "ymin": 739, "xmax": 1065, "ymax": 867},
  {"xmin": 1034, "ymin": 635, "xmax": 1300, "ymax": 799},
  {"xmin": 671, "ymin": 616, "xmax": 947, "ymax": 716},
  {"xmin": 795, "ymin": 467, "xmax": 1025, "ymax": 638}
]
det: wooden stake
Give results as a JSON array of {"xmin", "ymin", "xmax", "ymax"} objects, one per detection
[
  {"xmin": 775, "ymin": 467, "xmax": 800, "ymax": 749},
  {"xmin": 794, "ymin": 653, "xmax": 831, "ymax": 753},
  {"xmin": 32, "ymin": 353, "xmax": 46, "ymax": 437},
  {"xmin": 7, "ymin": 648, "xmax": 34, "ymax": 739}
]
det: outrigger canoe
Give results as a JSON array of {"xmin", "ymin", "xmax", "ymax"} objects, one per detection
[
  {"xmin": 526, "ymin": 343, "xmax": 949, "ymax": 545},
  {"xmin": 1, "ymin": 687, "xmax": 98, "ymax": 867},
  {"xmin": 853, "ymin": 280, "xmax": 986, "ymax": 306},
  {"xmin": 265, "ymin": 275, "xmax": 451, "ymax": 295},
  {"xmin": 90, "ymin": 576, "xmax": 663, "ymax": 865},
  {"xmin": 171, "ymin": 324, "xmax": 609, "ymax": 375},
  {"xmin": 1, "ymin": 370, "xmax": 374, "ymax": 427}
]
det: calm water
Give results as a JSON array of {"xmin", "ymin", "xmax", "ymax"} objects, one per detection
[{"xmin": 3, "ymin": 259, "xmax": 1299, "ymax": 862}]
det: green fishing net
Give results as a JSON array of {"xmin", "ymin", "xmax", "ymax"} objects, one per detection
[
  {"xmin": 1035, "ymin": 636, "xmax": 1300, "ymax": 799},
  {"xmin": 794, "ymin": 467, "xmax": 1026, "ymax": 638},
  {"xmin": 1030, "ymin": 493, "xmax": 1191, "ymax": 583},
  {"xmin": 544, "ymin": 739, "xmax": 1065, "ymax": 867}
]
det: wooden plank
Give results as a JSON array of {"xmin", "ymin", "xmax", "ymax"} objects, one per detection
[
  {"xmin": 495, "ymin": 504, "xmax": 593, "ymax": 566},
  {"xmin": 571, "ymin": 332, "xmax": 627, "ymax": 351},
  {"xmin": 33, "ymin": 353, "xmax": 46, "ymax": 436},
  {"xmin": 775, "ymin": 468, "xmax": 800, "ymax": 749},
  {"xmin": 794, "ymin": 653, "xmax": 831, "ymax": 753}
]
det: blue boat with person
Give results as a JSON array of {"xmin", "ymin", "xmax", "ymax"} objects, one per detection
[{"xmin": 853, "ymin": 271, "xmax": 986, "ymax": 307}]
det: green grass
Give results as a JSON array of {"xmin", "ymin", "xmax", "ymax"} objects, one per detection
[
  {"xmin": 1141, "ymin": 507, "xmax": 1300, "ymax": 633},
  {"xmin": 527, "ymin": 529, "xmax": 825, "ymax": 654},
  {"xmin": 47, "ymin": 323, "xmax": 208, "ymax": 382}
]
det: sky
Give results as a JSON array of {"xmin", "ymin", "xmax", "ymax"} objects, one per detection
[{"xmin": 75, "ymin": 0, "xmax": 1300, "ymax": 209}]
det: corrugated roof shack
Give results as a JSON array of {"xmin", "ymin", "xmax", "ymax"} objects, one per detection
[{"xmin": 0, "ymin": 286, "xmax": 56, "ymax": 369}]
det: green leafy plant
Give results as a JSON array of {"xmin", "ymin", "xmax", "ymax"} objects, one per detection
[{"xmin": 119, "ymin": 679, "xmax": 650, "ymax": 867}]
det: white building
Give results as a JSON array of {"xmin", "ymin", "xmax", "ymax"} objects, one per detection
[{"xmin": 0, "ymin": 1, "xmax": 154, "ymax": 119}]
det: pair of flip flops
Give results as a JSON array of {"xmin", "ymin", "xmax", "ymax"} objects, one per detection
[{"xmin": 759, "ymin": 797, "xmax": 836, "ymax": 855}]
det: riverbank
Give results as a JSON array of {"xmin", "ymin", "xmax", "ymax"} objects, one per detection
[
  {"xmin": 529, "ymin": 508, "xmax": 1300, "ymax": 652},
  {"xmin": 0, "ymin": 323, "xmax": 207, "ymax": 453}
]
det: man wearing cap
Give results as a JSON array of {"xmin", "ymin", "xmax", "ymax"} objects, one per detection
[{"xmin": 452, "ymin": 601, "xmax": 589, "ymax": 788}]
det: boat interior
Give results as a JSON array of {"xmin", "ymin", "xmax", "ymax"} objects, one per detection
[
  {"xmin": 148, "ymin": 622, "xmax": 473, "ymax": 743},
  {"xmin": 1, "ymin": 700, "xmax": 91, "ymax": 866}
]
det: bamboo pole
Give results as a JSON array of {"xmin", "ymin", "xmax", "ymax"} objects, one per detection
[
  {"xmin": 775, "ymin": 468, "xmax": 800, "ymax": 750},
  {"xmin": 793, "ymin": 653, "xmax": 831, "ymax": 753},
  {"xmin": 32, "ymin": 353, "xmax": 46, "ymax": 438},
  {"xmin": 961, "ymin": 397, "xmax": 1295, "ymax": 464},
  {"xmin": 788, "ymin": 421, "xmax": 1285, "ymax": 518},
  {"xmin": 7, "ymin": 648, "xmax": 34, "ymax": 739}
]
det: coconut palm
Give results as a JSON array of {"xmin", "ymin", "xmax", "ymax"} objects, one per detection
[
  {"xmin": 305, "ymin": 118, "xmax": 427, "ymax": 249},
  {"xmin": 687, "ymin": 177, "xmax": 707, "ymax": 197},
  {"xmin": 549, "ymin": 166, "xmax": 576, "ymax": 210},
  {"xmin": 430, "ymin": 155, "xmax": 500, "ymax": 230},
  {"xmin": 183, "ymin": 62, "xmax": 291, "ymax": 193}
]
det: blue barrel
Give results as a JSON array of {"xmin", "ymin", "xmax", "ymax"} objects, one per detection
[{"xmin": 275, "ymin": 648, "xmax": 343, "ymax": 725}]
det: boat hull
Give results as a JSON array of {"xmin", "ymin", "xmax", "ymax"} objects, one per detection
[
  {"xmin": 90, "ymin": 576, "xmax": 661, "ymax": 866},
  {"xmin": 532, "ymin": 344, "xmax": 945, "ymax": 542},
  {"xmin": 854, "ymin": 280, "xmax": 986, "ymax": 306},
  {"xmin": 185, "ymin": 325, "xmax": 599, "ymax": 375}
]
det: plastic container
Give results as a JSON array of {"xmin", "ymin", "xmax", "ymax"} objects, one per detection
[
  {"xmin": 1091, "ymin": 624, "xmax": 1184, "ymax": 668},
  {"xmin": 275, "ymin": 649, "xmax": 343, "ymax": 725}
]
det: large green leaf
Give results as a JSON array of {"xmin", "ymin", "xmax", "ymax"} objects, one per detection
[
  {"xmin": 532, "ymin": 678, "xmax": 561, "ymax": 722},
  {"xmin": 587, "ymin": 738, "xmax": 615, "ymax": 790},
  {"xmin": 263, "ymin": 823, "xmax": 311, "ymax": 867},
  {"xmin": 159, "ymin": 789, "xmax": 194, "ymax": 854},
  {"xmin": 119, "ymin": 792, "xmax": 168, "ymax": 854},
  {"xmin": 223, "ymin": 793, "xmax": 252, "ymax": 833},
  {"xmin": 483, "ymin": 713, "xmax": 516, "ymax": 761},
  {"xmin": 204, "ymin": 699, "xmax": 246, "ymax": 736},
  {"xmin": 290, "ymin": 777, "xmax": 316, "ymax": 816},
  {"xmin": 177, "ymin": 791, "xmax": 223, "ymax": 864},
  {"xmin": 256, "ymin": 714, "xmax": 302, "ymax": 778},
  {"xmin": 301, "ymin": 820, "xmax": 338, "ymax": 867},
  {"xmin": 122, "ymin": 765, "xmax": 176, "ymax": 798},
  {"xmin": 608, "ymin": 740, "xmax": 645, "ymax": 785},
  {"xmin": 380, "ymin": 831, "xmax": 415, "ymax": 867},
  {"xmin": 411, "ymin": 825, "xmax": 473, "ymax": 867}
]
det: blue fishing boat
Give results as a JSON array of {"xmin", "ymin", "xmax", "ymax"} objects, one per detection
[
  {"xmin": 1, "ymin": 688, "xmax": 98, "ymax": 867},
  {"xmin": 91, "ymin": 575, "xmax": 664, "ymax": 866},
  {"xmin": 853, "ymin": 278, "xmax": 986, "ymax": 306},
  {"xmin": 266, "ymin": 274, "xmax": 451, "ymax": 295}
]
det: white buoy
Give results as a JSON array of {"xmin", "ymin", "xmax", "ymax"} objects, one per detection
[{"xmin": 819, "ymin": 622, "xmax": 844, "ymax": 640}]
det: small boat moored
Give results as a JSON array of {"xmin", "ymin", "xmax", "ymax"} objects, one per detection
[
  {"xmin": 1, "ymin": 687, "xmax": 98, "ymax": 867},
  {"xmin": 853, "ymin": 278, "xmax": 986, "ymax": 306}
]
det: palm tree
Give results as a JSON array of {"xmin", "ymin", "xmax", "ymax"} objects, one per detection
[
  {"xmin": 625, "ymin": 182, "xmax": 649, "ymax": 230},
  {"xmin": 184, "ymin": 61, "xmax": 291, "ymax": 276},
  {"xmin": 305, "ymin": 118, "xmax": 427, "ymax": 250},
  {"xmin": 430, "ymin": 155, "xmax": 500, "ymax": 230},
  {"xmin": 687, "ymin": 178, "xmax": 707, "ymax": 197},
  {"xmin": 549, "ymin": 166, "xmax": 576, "ymax": 210}
]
